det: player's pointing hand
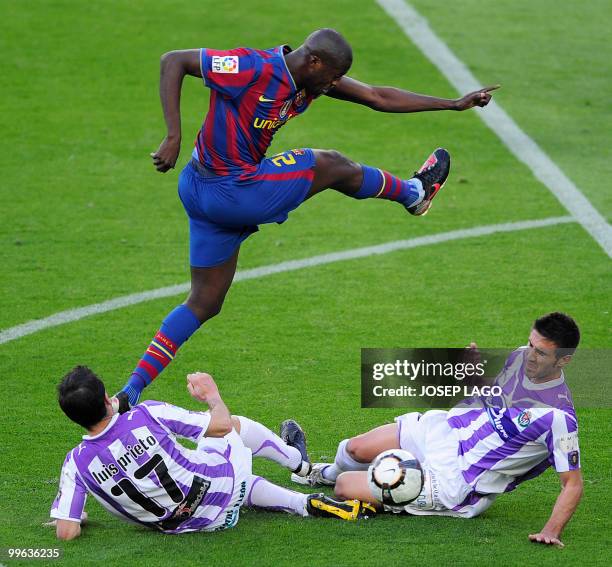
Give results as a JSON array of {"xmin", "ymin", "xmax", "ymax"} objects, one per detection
[
  {"xmin": 151, "ymin": 135, "xmax": 181, "ymax": 173},
  {"xmin": 455, "ymin": 85, "xmax": 500, "ymax": 111}
]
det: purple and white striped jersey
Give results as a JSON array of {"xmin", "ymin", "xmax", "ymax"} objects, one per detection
[
  {"xmin": 447, "ymin": 348, "xmax": 580, "ymax": 494},
  {"xmin": 50, "ymin": 401, "xmax": 240, "ymax": 533}
]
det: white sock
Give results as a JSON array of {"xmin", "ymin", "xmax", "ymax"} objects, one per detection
[
  {"xmin": 323, "ymin": 439, "xmax": 370, "ymax": 482},
  {"xmin": 237, "ymin": 416, "xmax": 303, "ymax": 471},
  {"xmin": 246, "ymin": 475, "xmax": 308, "ymax": 516},
  {"xmin": 321, "ymin": 464, "xmax": 342, "ymax": 482}
]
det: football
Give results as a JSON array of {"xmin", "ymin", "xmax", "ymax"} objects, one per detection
[{"xmin": 367, "ymin": 449, "xmax": 424, "ymax": 507}]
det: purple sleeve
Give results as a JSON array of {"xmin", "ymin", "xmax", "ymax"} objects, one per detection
[
  {"xmin": 141, "ymin": 401, "xmax": 211, "ymax": 441},
  {"xmin": 548, "ymin": 410, "xmax": 580, "ymax": 472},
  {"xmin": 50, "ymin": 451, "xmax": 87, "ymax": 522}
]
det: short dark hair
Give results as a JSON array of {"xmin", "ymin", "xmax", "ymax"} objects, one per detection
[
  {"xmin": 306, "ymin": 28, "xmax": 353, "ymax": 74},
  {"xmin": 534, "ymin": 312, "xmax": 580, "ymax": 356},
  {"xmin": 58, "ymin": 366, "xmax": 107, "ymax": 428}
]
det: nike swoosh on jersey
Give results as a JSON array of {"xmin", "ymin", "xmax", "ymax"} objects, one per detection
[{"xmin": 258, "ymin": 95, "xmax": 275, "ymax": 102}]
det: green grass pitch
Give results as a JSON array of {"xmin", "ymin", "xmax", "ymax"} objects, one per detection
[{"xmin": 1, "ymin": 0, "xmax": 610, "ymax": 565}]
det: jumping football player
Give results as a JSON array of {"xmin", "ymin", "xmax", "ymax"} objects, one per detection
[
  {"xmin": 50, "ymin": 368, "xmax": 374, "ymax": 539},
  {"xmin": 291, "ymin": 312, "xmax": 583, "ymax": 547},
  {"xmin": 117, "ymin": 28, "xmax": 498, "ymax": 408}
]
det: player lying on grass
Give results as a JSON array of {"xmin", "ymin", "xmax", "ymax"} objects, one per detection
[
  {"xmin": 291, "ymin": 312, "xmax": 583, "ymax": 547},
  {"xmin": 49, "ymin": 368, "xmax": 374, "ymax": 540},
  {"xmin": 116, "ymin": 28, "xmax": 498, "ymax": 410}
]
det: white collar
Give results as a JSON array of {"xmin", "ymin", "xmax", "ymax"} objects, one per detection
[{"xmin": 83, "ymin": 413, "xmax": 119, "ymax": 440}]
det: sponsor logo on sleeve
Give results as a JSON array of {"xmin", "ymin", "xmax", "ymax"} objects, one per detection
[
  {"xmin": 568, "ymin": 450, "xmax": 579, "ymax": 467},
  {"xmin": 212, "ymin": 56, "xmax": 239, "ymax": 74},
  {"xmin": 559, "ymin": 432, "xmax": 579, "ymax": 453}
]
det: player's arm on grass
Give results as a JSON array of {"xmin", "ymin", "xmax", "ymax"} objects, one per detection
[
  {"xmin": 151, "ymin": 49, "xmax": 202, "ymax": 173},
  {"xmin": 327, "ymin": 76, "xmax": 499, "ymax": 113},
  {"xmin": 529, "ymin": 469, "xmax": 583, "ymax": 547},
  {"xmin": 49, "ymin": 453, "xmax": 88, "ymax": 540},
  {"xmin": 186, "ymin": 372, "xmax": 233, "ymax": 437}
]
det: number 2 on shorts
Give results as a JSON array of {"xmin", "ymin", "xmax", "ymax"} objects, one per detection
[{"xmin": 271, "ymin": 152, "xmax": 296, "ymax": 167}]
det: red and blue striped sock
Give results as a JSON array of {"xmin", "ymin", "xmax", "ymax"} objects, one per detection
[
  {"xmin": 121, "ymin": 304, "xmax": 201, "ymax": 405},
  {"xmin": 354, "ymin": 164, "xmax": 424, "ymax": 208}
]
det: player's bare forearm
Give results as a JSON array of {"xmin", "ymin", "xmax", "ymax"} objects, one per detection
[
  {"xmin": 542, "ymin": 474, "xmax": 583, "ymax": 536},
  {"xmin": 152, "ymin": 49, "xmax": 201, "ymax": 172},
  {"xmin": 204, "ymin": 394, "xmax": 233, "ymax": 437},
  {"xmin": 369, "ymin": 86, "xmax": 458, "ymax": 112},
  {"xmin": 327, "ymin": 76, "xmax": 498, "ymax": 113},
  {"xmin": 186, "ymin": 372, "xmax": 232, "ymax": 437},
  {"xmin": 529, "ymin": 470, "xmax": 583, "ymax": 547}
]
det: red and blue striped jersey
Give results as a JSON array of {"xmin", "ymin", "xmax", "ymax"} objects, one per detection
[{"xmin": 194, "ymin": 45, "xmax": 315, "ymax": 176}]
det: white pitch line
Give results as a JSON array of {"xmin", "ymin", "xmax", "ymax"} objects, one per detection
[
  {"xmin": 0, "ymin": 216, "xmax": 573, "ymax": 346},
  {"xmin": 377, "ymin": 0, "xmax": 612, "ymax": 259}
]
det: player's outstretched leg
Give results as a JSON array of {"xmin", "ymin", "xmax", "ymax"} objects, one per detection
[
  {"xmin": 246, "ymin": 475, "xmax": 376, "ymax": 520},
  {"xmin": 116, "ymin": 250, "xmax": 240, "ymax": 407},
  {"xmin": 233, "ymin": 416, "xmax": 311, "ymax": 477},
  {"xmin": 307, "ymin": 148, "xmax": 451, "ymax": 216},
  {"xmin": 246, "ymin": 475, "xmax": 310, "ymax": 516},
  {"xmin": 292, "ymin": 423, "xmax": 400, "ymax": 486}
]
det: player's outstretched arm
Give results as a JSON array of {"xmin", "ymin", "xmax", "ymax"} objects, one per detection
[
  {"xmin": 327, "ymin": 76, "xmax": 499, "ymax": 113},
  {"xmin": 528, "ymin": 469, "xmax": 583, "ymax": 547},
  {"xmin": 151, "ymin": 49, "xmax": 202, "ymax": 173},
  {"xmin": 186, "ymin": 372, "xmax": 233, "ymax": 437}
]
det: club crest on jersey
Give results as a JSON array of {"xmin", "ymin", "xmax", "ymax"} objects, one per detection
[
  {"xmin": 212, "ymin": 55, "xmax": 239, "ymax": 74},
  {"xmin": 568, "ymin": 450, "xmax": 579, "ymax": 466},
  {"xmin": 517, "ymin": 410, "xmax": 531, "ymax": 428},
  {"xmin": 295, "ymin": 89, "xmax": 306, "ymax": 107}
]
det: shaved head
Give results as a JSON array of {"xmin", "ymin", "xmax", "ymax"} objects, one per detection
[
  {"xmin": 304, "ymin": 28, "xmax": 352, "ymax": 74},
  {"xmin": 285, "ymin": 28, "xmax": 353, "ymax": 96}
]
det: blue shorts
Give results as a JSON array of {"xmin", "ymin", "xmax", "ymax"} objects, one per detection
[{"xmin": 178, "ymin": 149, "xmax": 316, "ymax": 267}]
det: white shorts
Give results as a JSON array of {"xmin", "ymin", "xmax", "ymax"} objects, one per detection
[
  {"xmin": 197, "ymin": 429, "xmax": 254, "ymax": 531},
  {"xmin": 394, "ymin": 411, "xmax": 496, "ymax": 518}
]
